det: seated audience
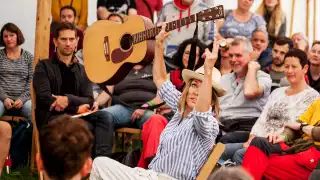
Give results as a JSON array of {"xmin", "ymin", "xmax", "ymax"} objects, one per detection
[
  {"xmin": 97, "ymin": 0, "xmax": 137, "ymax": 20},
  {"xmin": 33, "ymin": 22, "xmax": 113, "ymax": 157},
  {"xmin": 218, "ymin": 36, "xmax": 272, "ymax": 143},
  {"xmin": 308, "ymin": 41, "xmax": 320, "ymax": 92},
  {"xmin": 49, "ymin": 5, "xmax": 84, "ymax": 59},
  {"xmin": 0, "ymin": 23, "xmax": 33, "ymax": 166},
  {"xmin": 51, "ymin": 0, "xmax": 88, "ymax": 31},
  {"xmin": 264, "ymin": 36, "xmax": 294, "ymax": 91},
  {"xmin": 136, "ymin": 0, "xmax": 163, "ymax": 21},
  {"xmin": 220, "ymin": 48, "xmax": 319, "ymax": 165},
  {"xmin": 36, "ymin": 115, "xmax": 93, "ymax": 180},
  {"xmin": 0, "ymin": 121, "xmax": 11, "ymax": 176},
  {"xmin": 0, "ymin": 23, "xmax": 33, "ymax": 123},
  {"xmin": 292, "ymin": 32, "xmax": 309, "ymax": 53},
  {"xmin": 217, "ymin": 0, "xmax": 266, "ymax": 39},
  {"xmin": 256, "ymin": 0, "xmax": 286, "ymax": 47},
  {"xmin": 89, "ymin": 24, "xmax": 224, "ymax": 180},
  {"xmin": 157, "ymin": 0, "xmax": 213, "ymax": 70},
  {"xmin": 242, "ymin": 97, "xmax": 320, "ymax": 180},
  {"xmin": 250, "ymin": 28, "xmax": 271, "ymax": 69},
  {"xmin": 208, "ymin": 167, "xmax": 253, "ymax": 180}
]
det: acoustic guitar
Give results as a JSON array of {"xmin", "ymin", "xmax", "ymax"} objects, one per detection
[{"xmin": 83, "ymin": 5, "xmax": 224, "ymax": 85}]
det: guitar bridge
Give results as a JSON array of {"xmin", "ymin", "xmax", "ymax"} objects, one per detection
[{"xmin": 104, "ymin": 36, "xmax": 110, "ymax": 61}]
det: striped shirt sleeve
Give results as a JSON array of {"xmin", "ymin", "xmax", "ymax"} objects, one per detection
[
  {"xmin": 192, "ymin": 107, "xmax": 219, "ymax": 148},
  {"xmin": 157, "ymin": 80, "xmax": 181, "ymax": 113},
  {"xmin": 19, "ymin": 52, "xmax": 34, "ymax": 103}
]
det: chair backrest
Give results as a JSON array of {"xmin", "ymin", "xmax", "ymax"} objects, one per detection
[{"xmin": 196, "ymin": 143, "xmax": 225, "ymax": 180}]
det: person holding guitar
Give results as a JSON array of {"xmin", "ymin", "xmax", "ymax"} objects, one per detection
[{"xmin": 90, "ymin": 24, "xmax": 226, "ymax": 180}]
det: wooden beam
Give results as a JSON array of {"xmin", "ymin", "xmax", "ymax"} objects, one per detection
[
  {"xmin": 290, "ymin": 0, "xmax": 296, "ymax": 36},
  {"xmin": 314, "ymin": 0, "xmax": 317, "ymax": 41},
  {"xmin": 30, "ymin": 0, "xmax": 51, "ymax": 176},
  {"xmin": 306, "ymin": 0, "xmax": 310, "ymax": 37}
]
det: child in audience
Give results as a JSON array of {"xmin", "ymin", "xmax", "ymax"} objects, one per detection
[
  {"xmin": 89, "ymin": 24, "xmax": 226, "ymax": 180},
  {"xmin": 221, "ymin": 48, "xmax": 319, "ymax": 165}
]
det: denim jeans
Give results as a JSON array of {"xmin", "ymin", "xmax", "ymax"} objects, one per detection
[
  {"xmin": 0, "ymin": 100, "xmax": 32, "ymax": 122},
  {"xmin": 220, "ymin": 143, "xmax": 246, "ymax": 165},
  {"xmin": 83, "ymin": 110, "xmax": 115, "ymax": 158},
  {"xmin": 100, "ymin": 104, "xmax": 154, "ymax": 129}
]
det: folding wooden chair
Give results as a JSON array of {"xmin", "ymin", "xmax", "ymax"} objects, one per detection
[
  {"xmin": 115, "ymin": 128, "xmax": 142, "ymax": 152},
  {"xmin": 196, "ymin": 143, "xmax": 225, "ymax": 180}
]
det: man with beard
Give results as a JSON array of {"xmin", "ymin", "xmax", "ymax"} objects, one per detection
[
  {"xmin": 33, "ymin": 22, "xmax": 114, "ymax": 158},
  {"xmin": 264, "ymin": 37, "xmax": 293, "ymax": 91}
]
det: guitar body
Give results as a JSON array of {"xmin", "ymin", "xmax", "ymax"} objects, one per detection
[{"xmin": 83, "ymin": 15, "xmax": 155, "ymax": 85}]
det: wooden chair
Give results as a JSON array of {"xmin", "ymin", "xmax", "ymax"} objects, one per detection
[
  {"xmin": 196, "ymin": 143, "xmax": 225, "ymax": 180},
  {"xmin": 115, "ymin": 128, "xmax": 141, "ymax": 152}
]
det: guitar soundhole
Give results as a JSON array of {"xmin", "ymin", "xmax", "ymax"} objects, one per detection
[{"xmin": 120, "ymin": 34, "xmax": 133, "ymax": 51}]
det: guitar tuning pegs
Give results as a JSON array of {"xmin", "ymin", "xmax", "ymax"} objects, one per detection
[
  {"xmin": 201, "ymin": 10, "xmax": 204, "ymax": 13},
  {"xmin": 209, "ymin": 16, "xmax": 212, "ymax": 19},
  {"xmin": 203, "ymin": 17, "xmax": 206, "ymax": 20}
]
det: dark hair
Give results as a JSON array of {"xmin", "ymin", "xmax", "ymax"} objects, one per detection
[
  {"xmin": 39, "ymin": 115, "xmax": 93, "ymax": 180},
  {"xmin": 208, "ymin": 167, "xmax": 253, "ymax": 180},
  {"xmin": 275, "ymin": 36, "xmax": 294, "ymax": 49},
  {"xmin": 60, "ymin": 5, "xmax": 77, "ymax": 18},
  {"xmin": 107, "ymin": 13, "xmax": 124, "ymax": 23},
  {"xmin": 312, "ymin": 40, "xmax": 320, "ymax": 47},
  {"xmin": 54, "ymin": 22, "xmax": 78, "ymax": 39},
  {"xmin": 284, "ymin": 48, "xmax": 308, "ymax": 67},
  {"xmin": 0, "ymin": 23, "xmax": 25, "ymax": 47},
  {"xmin": 172, "ymin": 38, "xmax": 206, "ymax": 69}
]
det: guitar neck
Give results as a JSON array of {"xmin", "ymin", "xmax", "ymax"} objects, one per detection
[{"xmin": 133, "ymin": 14, "xmax": 197, "ymax": 44}]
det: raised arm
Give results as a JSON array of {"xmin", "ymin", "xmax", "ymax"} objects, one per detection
[
  {"xmin": 244, "ymin": 61, "xmax": 270, "ymax": 99},
  {"xmin": 153, "ymin": 24, "xmax": 170, "ymax": 89},
  {"xmin": 193, "ymin": 42, "xmax": 219, "ymax": 143}
]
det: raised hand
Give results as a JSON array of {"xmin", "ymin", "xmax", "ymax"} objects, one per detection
[
  {"xmin": 202, "ymin": 41, "xmax": 219, "ymax": 72},
  {"xmin": 248, "ymin": 61, "xmax": 261, "ymax": 72},
  {"xmin": 155, "ymin": 23, "xmax": 170, "ymax": 44}
]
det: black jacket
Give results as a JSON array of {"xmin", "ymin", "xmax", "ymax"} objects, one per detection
[{"xmin": 33, "ymin": 56, "xmax": 93, "ymax": 129}]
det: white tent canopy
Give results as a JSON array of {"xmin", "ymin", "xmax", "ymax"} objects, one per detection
[{"xmin": 0, "ymin": 0, "xmax": 319, "ymax": 53}]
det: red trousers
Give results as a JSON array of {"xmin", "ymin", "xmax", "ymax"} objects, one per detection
[
  {"xmin": 243, "ymin": 137, "xmax": 320, "ymax": 180},
  {"xmin": 137, "ymin": 114, "xmax": 168, "ymax": 168}
]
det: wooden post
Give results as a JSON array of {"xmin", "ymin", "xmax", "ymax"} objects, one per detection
[
  {"xmin": 30, "ymin": 0, "xmax": 51, "ymax": 176},
  {"xmin": 289, "ymin": 0, "xmax": 296, "ymax": 36}
]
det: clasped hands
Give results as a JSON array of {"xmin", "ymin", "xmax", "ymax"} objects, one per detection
[{"xmin": 4, "ymin": 98, "xmax": 23, "ymax": 110}]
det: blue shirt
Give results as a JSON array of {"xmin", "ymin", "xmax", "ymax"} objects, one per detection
[
  {"xmin": 219, "ymin": 11, "xmax": 266, "ymax": 39},
  {"xmin": 149, "ymin": 80, "xmax": 219, "ymax": 180}
]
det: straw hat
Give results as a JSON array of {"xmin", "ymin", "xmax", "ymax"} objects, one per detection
[{"xmin": 182, "ymin": 67, "xmax": 226, "ymax": 97}]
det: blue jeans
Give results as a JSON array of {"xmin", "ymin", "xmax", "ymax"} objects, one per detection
[
  {"xmin": 220, "ymin": 143, "xmax": 246, "ymax": 165},
  {"xmin": 0, "ymin": 100, "xmax": 32, "ymax": 122},
  {"xmin": 100, "ymin": 104, "xmax": 154, "ymax": 129}
]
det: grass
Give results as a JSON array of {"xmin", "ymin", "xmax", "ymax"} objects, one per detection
[{"xmin": 1, "ymin": 166, "xmax": 38, "ymax": 180}]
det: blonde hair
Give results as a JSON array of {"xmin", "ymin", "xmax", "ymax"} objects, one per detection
[
  {"xmin": 256, "ymin": 0, "xmax": 285, "ymax": 37},
  {"xmin": 178, "ymin": 80, "xmax": 220, "ymax": 117}
]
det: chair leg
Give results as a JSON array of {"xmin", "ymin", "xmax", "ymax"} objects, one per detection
[{"xmin": 122, "ymin": 132, "xmax": 125, "ymax": 152}]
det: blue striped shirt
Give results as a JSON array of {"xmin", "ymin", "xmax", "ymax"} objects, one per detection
[{"xmin": 149, "ymin": 80, "xmax": 219, "ymax": 180}]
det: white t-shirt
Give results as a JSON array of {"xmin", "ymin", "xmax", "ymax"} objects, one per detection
[{"xmin": 250, "ymin": 86, "xmax": 319, "ymax": 137}]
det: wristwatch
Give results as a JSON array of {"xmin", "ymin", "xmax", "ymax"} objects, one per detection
[{"xmin": 300, "ymin": 123, "xmax": 308, "ymax": 131}]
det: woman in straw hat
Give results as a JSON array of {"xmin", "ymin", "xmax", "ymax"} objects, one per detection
[{"xmin": 89, "ymin": 24, "xmax": 226, "ymax": 180}]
